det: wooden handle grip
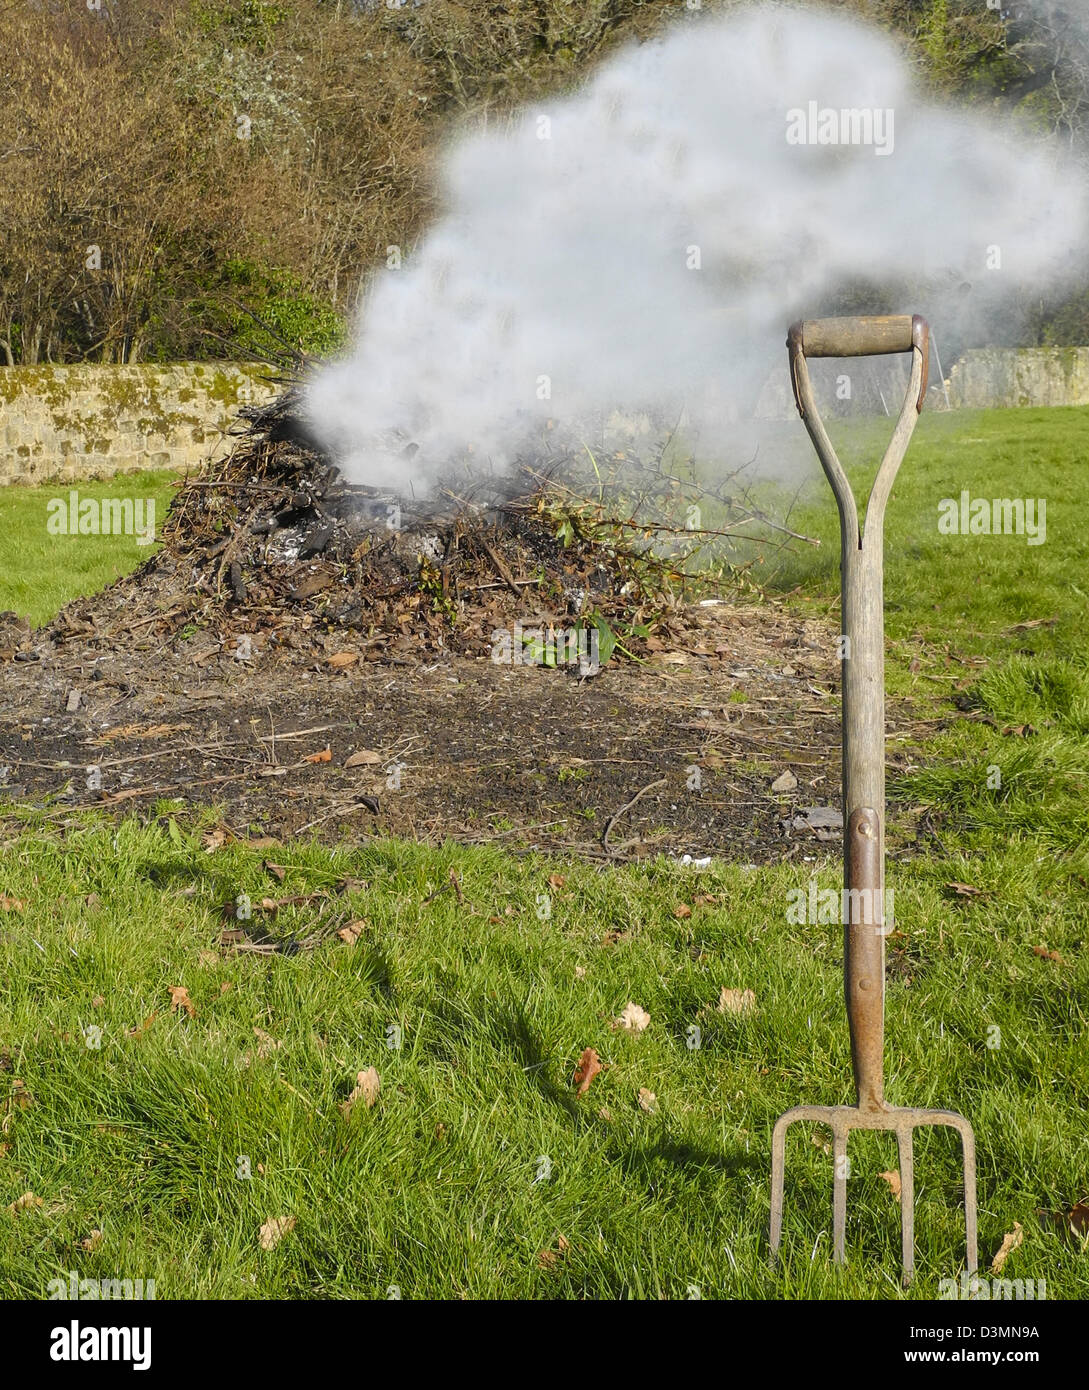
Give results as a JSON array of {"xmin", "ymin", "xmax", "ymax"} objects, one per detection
[{"xmin": 789, "ymin": 315, "xmax": 927, "ymax": 359}]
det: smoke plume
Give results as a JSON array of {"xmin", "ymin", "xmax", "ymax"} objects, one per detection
[{"xmin": 306, "ymin": 2, "xmax": 1088, "ymax": 493}]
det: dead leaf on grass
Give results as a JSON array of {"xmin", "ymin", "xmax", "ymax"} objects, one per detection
[
  {"xmin": 771, "ymin": 769, "xmax": 798, "ymax": 793},
  {"xmin": 573, "ymin": 1047, "xmax": 602, "ymax": 1097},
  {"xmin": 945, "ymin": 881, "xmax": 987, "ymax": 899},
  {"xmin": 537, "ymin": 1234, "xmax": 570, "ymax": 1269},
  {"xmin": 614, "ymin": 1002, "xmax": 650, "ymax": 1034},
  {"xmin": 1032, "ymin": 945, "xmax": 1065, "ymax": 965},
  {"xmin": 327, "ymin": 651, "xmax": 359, "ymax": 669},
  {"xmin": 0, "ymin": 896, "xmax": 25, "ymax": 912},
  {"xmin": 169, "ymin": 986, "xmax": 195, "ymax": 1019},
  {"xmin": 127, "ymin": 1012, "xmax": 157, "ymax": 1037},
  {"xmin": 673, "ymin": 903, "xmax": 692, "ymax": 920},
  {"xmin": 879, "ymin": 1170, "xmax": 902, "ymax": 1203},
  {"xmin": 337, "ymin": 921, "xmax": 366, "ymax": 945},
  {"xmin": 637, "ymin": 1088, "xmax": 658, "ymax": 1114},
  {"xmin": 258, "ymin": 1215, "xmax": 296, "ymax": 1251},
  {"xmin": 303, "ymin": 747, "xmax": 332, "ymax": 764},
  {"xmin": 547, "ymin": 874, "xmax": 566, "ymax": 890},
  {"xmin": 81, "ymin": 1229, "xmax": 103, "ymax": 1252},
  {"xmin": 340, "ymin": 1067, "xmax": 380, "ymax": 1119},
  {"xmin": 201, "ymin": 827, "xmax": 228, "ymax": 853},
  {"xmin": 717, "ymin": 987, "xmax": 756, "ymax": 1016},
  {"xmin": 7, "ymin": 1191, "xmax": 42, "ymax": 1214},
  {"xmin": 263, "ymin": 861, "xmax": 287, "ymax": 882},
  {"xmin": 252, "ymin": 1028, "xmax": 281, "ymax": 1059},
  {"xmin": 990, "ymin": 1222, "xmax": 1023, "ymax": 1274}
]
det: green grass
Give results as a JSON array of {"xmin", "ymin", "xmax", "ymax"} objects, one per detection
[
  {"xmin": 0, "ymin": 470, "xmax": 179, "ymax": 626},
  {"xmin": 2, "ymin": 405, "xmax": 1089, "ymax": 1299},
  {"xmin": 1, "ymin": 816, "xmax": 1085, "ymax": 1300}
]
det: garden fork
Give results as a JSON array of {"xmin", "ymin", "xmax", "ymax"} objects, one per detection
[{"xmin": 769, "ymin": 315, "xmax": 977, "ymax": 1285}]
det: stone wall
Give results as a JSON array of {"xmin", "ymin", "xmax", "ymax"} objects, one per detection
[
  {"xmin": 947, "ymin": 347, "xmax": 1089, "ymax": 409},
  {"xmin": 0, "ymin": 363, "xmax": 279, "ymax": 486}
]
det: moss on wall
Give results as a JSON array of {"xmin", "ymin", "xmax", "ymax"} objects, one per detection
[{"xmin": 0, "ymin": 363, "xmax": 277, "ymax": 485}]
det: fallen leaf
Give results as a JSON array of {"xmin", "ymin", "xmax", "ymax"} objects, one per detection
[
  {"xmin": 811, "ymin": 1132, "xmax": 831, "ymax": 1156},
  {"xmin": 337, "ymin": 921, "xmax": 366, "ymax": 945},
  {"xmin": 673, "ymin": 903, "xmax": 692, "ymax": 919},
  {"xmin": 0, "ymin": 896, "xmax": 25, "ymax": 912},
  {"xmin": 538, "ymin": 1233, "xmax": 570, "ymax": 1268},
  {"xmin": 614, "ymin": 1002, "xmax": 650, "ymax": 1034},
  {"xmin": 327, "ymin": 651, "xmax": 359, "ymax": 668},
  {"xmin": 201, "ymin": 827, "xmax": 227, "ymax": 853},
  {"xmin": 127, "ymin": 1012, "xmax": 157, "ymax": 1037},
  {"xmin": 717, "ymin": 987, "xmax": 757, "ymax": 1016},
  {"xmin": 692, "ymin": 894, "xmax": 718, "ymax": 907},
  {"xmin": 771, "ymin": 769, "xmax": 798, "ymax": 793},
  {"xmin": 1005, "ymin": 616, "xmax": 1057, "ymax": 632},
  {"xmin": 91, "ymin": 994, "xmax": 106, "ymax": 1007},
  {"xmin": 8, "ymin": 1191, "xmax": 42, "ymax": 1214},
  {"xmin": 637, "ymin": 1087, "xmax": 658, "ymax": 1114},
  {"xmin": 303, "ymin": 747, "xmax": 332, "ymax": 764},
  {"xmin": 197, "ymin": 951, "xmax": 218, "ymax": 968},
  {"xmin": 1033, "ymin": 944, "xmax": 1065, "ymax": 965},
  {"xmin": 259, "ymin": 1215, "xmax": 296, "ymax": 1251},
  {"xmin": 344, "ymin": 749, "xmax": 380, "ymax": 767},
  {"xmin": 340, "ymin": 1067, "xmax": 380, "ymax": 1119},
  {"xmin": 80, "ymin": 1229, "xmax": 103, "ymax": 1252},
  {"xmin": 1066, "ymin": 1203, "xmax": 1089, "ymax": 1236},
  {"xmin": 573, "ymin": 1047, "xmax": 602, "ymax": 1097},
  {"xmin": 945, "ymin": 881, "xmax": 986, "ymax": 899},
  {"xmin": 990, "ymin": 1222, "xmax": 1023, "ymax": 1274},
  {"xmin": 547, "ymin": 874, "xmax": 566, "ymax": 890},
  {"xmin": 879, "ymin": 1170, "xmax": 902, "ymax": 1203},
  {"xmin": 169, "ymin": 986, "xmax": 195, "ymax": 1019},
  {"xmin": 252, "ymin": 1028, "xmax": 281, "ymax": 1059},
  {"xmin": 263, "ymin": 861, "xmax": 287, "ymax": 882}
]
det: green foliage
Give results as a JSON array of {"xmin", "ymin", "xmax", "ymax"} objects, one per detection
[
  {"xmin": 214, "ymin": 259, "xmax": 347, "ymax": 357},
  {"xmin": 193, "ymin": 0, "xmax": 288, "ymax": 50}
]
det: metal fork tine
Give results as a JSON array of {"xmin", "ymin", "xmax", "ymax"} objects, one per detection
[
  {"xmin": 897, "ymin": 1126, "xmax": 915, "ymax": 1286},
  {"xmin": 832, "ymin": 1127, "xmax": 848, "ymax": 1264},
  {"xmin": 960, "ymin": 1121, "xmax": 979, "ymax": 1275}
]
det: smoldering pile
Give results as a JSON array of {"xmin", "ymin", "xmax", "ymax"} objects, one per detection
[{"xmin": 45, "ymin": 390, "xmax": 683, "ymax": 668}]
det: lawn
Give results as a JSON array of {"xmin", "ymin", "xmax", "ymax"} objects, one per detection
[
  {"xmin": 0, "ymin": 470, "xmax": 179, "ymax": 627},
  {"xmin": 1, "ymin": 405, "xmax": 1087, "ymax": 1299}
]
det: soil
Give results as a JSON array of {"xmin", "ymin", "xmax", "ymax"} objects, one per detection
[
  {"xmin": 0, "ymin": 393, "xmax": 933, "ymax": 863},
  {"xmin": 0, "ymin": 597, "xmax": 865, "ymax": 862}
]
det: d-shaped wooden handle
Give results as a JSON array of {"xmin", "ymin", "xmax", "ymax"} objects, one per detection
[{"xmin": 788, "ymin": 314, "xmax": 930, "ymax": 414}]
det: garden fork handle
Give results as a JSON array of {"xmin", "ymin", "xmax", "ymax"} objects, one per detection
[{"xmin": 787, "ymin": 317, "xmax": 929, "ymax": 1110}]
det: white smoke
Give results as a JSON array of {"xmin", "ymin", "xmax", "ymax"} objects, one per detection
[{"xmin": 306, "ymin": 2, "xmax": 1088, "ymax": 492}]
